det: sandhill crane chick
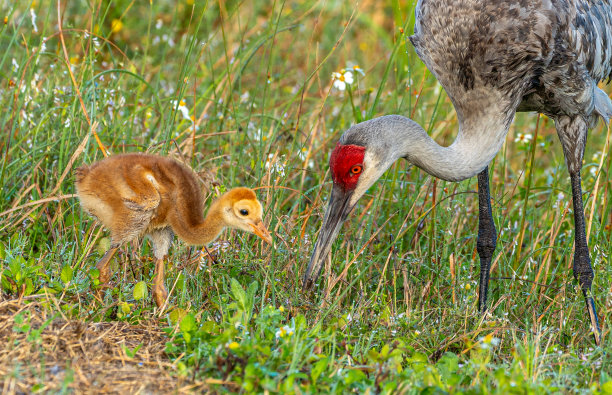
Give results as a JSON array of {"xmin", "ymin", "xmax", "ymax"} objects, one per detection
[{"xmin": 75, "ymin": 153, "xmax": 272, "ymax": 308}]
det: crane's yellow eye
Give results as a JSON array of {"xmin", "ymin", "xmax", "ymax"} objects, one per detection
[{"xmin": 350, "ymin": 165, "xmax": 362, "ymax": 174}]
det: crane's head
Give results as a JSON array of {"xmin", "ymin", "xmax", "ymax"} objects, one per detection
[{"xmin": 303, "ymin": 118, "xmax": 400, "ymax": 290}]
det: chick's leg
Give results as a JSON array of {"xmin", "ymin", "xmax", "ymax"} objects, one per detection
[
  {"xmin": 96, "ymin": 246, "xmax": 118, "ymax": 284},
  {"xmin": 149, "ymin": 229, "xmax": 173, "ymax": 308},
  {"xmin": 152, "ymin": 257, "xmax": 168, "ymax": 308}
]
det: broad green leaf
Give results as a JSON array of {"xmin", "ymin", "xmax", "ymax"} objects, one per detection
[
  {"xmin": 230, "ymin": 278, "xmax": 247, "ymax": 311},
  {"xmin": 345, "ymin": 369, "xmax": 367, "ymax": 385},
  {"xmin": 24, "ymin": 278, "xmax": 34, "ymax": 295},
  {"xmin": 60, "ymin": 264, "xmax": 73, "ymax": 284},
  {"xmin": 133, "ymin": 281, "xmax": 147, "ymax": 300},
  {"xmin": 180, "ymin": 313, "xmax": 197, "ymax": 333},
  {"xmin": 437, "ymin": 352, "xmax": 459, "ymax": 380},
  {"xmin": 311, "ymin": 357, "xmax": 328, "ymax": 384},
  {"xmin": 247, "ymin": 280, "xmax": 258, "ymax": 302},
  {"xmin": 96, "ymin": 238, "xmax": 111, "ymax": 256},
  {"xmin": 169, "ymin": 308, "xmax": 188, "ymax": 325},
  {"xmin": 120, "ymin": 302, "xmax": 132, "ymax": 314},
  {"xmin": 9, "ymin": 256, "xmax": 25, "ymax": 276}
]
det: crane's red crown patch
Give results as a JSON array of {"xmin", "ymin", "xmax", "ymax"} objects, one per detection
[{"xmin": 329, "ymin": 143, "xmax": 366, "ymax": 191}]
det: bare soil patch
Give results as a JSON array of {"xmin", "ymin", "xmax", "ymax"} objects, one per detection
[{"xmin": 0, "ymin": 298, "xmax": 207, "ymax": 394}]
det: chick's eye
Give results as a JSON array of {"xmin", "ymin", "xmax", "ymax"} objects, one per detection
[
  {"xmin": 239, "ymin": 209, "xmax": 249, "ymax": 216},
  {"xmin": 350, "ymin": 165, "xmax": 362, "ymax": 175}
]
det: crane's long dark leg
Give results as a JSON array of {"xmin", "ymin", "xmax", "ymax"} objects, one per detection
[
  {"xmin": 557, "ymin": 116, "xmax": 600, "ymax": 345},
  {"xmin": 477, "ymin": 167, "xmax": 497, "ymax": 313},
  {"xmin": 569, "ymin": 171, "xmax": 601, "ymax": 345}
]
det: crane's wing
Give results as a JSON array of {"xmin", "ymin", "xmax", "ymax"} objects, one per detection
[
  {"xmin": 569, "ymin": 0, "xmax": 612, "ymax": 83},
  {"xmin": 410, "ymin": 0, "xmax": 612, "ymax": 123},
  {"xmin": 410, "ymin": 0, "xmax": 555, "ymax": 115},
  {"xmin": 121, "ymin": 166, "xmax": 162, "ymax": 212}
]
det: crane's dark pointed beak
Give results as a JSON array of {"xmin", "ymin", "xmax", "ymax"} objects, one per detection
[{"xmin": 303, "ymin": 184, "xmax": 355, "ymax": 290}]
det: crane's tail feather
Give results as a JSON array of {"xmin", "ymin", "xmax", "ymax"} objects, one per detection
[{"xmin": 594, "ymin": 87, "xmax": 612, "ymax": 125}]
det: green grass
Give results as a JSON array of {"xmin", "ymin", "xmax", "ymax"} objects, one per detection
[{"xmin": 1, "ymin": 0, "xmax": 611, "ymax": 393}]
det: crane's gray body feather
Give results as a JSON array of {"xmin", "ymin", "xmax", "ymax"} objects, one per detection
[{"xmin": 412, "ymin": 0, "xmax": 612, "ymax": 119}]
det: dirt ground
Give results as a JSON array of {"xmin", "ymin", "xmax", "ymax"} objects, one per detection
[{"xmin": 0, "ymin": 297, "xmax": 209, "ymax": 394}]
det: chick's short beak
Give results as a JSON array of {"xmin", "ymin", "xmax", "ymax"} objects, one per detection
[{"xmin": 250, "ymin": 220, "xmax": 273, "ymax": 244}]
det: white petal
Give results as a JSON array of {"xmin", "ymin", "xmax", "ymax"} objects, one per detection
[
  {"xmin": 353, "ymin": 66, "xmax": 365, "ymax": 76},
  {"xmin": 179, "ymin": 106, "xmax": 191, "ymax": 121},
  {"xmin": 333, "ymin": 79, "xmax": 346, "ymax": 91},
  {"xmin": 343, "ymin": 71, "xmax": 354, "ymax": 84}
]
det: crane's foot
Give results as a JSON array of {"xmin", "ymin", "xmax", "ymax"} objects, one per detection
[
  {"xmin": 574, "ymin": 254, "xmax": 601, "ymax": 345},
  {"xmin": 582, "ymin": 290, "xmax": 601, "ymax": 346}
]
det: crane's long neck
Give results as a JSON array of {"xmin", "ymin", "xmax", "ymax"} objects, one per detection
[
  {"xmin": 169, "ymin": 199, "xmax": 226, "ymax": 246},
  {"xmin": 403, "ymin": 115, "xmax": 511, "ymax": 181},
  {"xmin": 345, "ymin": 113, "xmax": 513, "ymax": 204},
  {"xmin": 359, "ymin": 113, "xmax": 513, "ymax": 182}
]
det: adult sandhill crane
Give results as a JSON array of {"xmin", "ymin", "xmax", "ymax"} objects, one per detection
[
  {"xmin": 76, "ymin": 153, "xmax": 272, "ymax": 308},
  {"xmin": 303, "ymin": 0, "xmax": 612, "ymax": 344}
]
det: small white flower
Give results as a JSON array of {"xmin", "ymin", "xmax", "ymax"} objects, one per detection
[
  {"xmin": 12, "ymin": 58, "xmax": 19, "ymax": 72},
  {"xmin": 479, "ymin": 334, "xmax": 500, "ymax": 349},
  {"xmin": 332, "ymin": 70, "xmax": 354, "ymax": 91},
  {"xmin": 351, "ymin": 65, "xmax": 365, "ymax": 76},
  {"xmin": 265, "ymin": 154, "xmax": 286, "ymax": 177},
  {"xmin": 171, "ymin": 100, "xmax": 193, "ymax": 123},
  {"xmin": 514, "ymin": 132, "xmax": 533, "ymax": 144},
  {"xmin": 162, "ymin": 34, "xmax": 175, "ymax": 47},
  {"xmin": 592, "ymin": 151, "xmax": 602, "ymax": 162},
  {"xmin": 275, "ymin": 325, "xmax": 294, "ymax": 339},
  {"xmin": 155, "ymin": 19, "xmax": 163, "ymax": 29},
  {"xmin": 297, "ymin": 147, "xmax": 308, "ymax": 161},
  {"xmin": 250, "ymin": 127, "xmax": 265, "ymax": 142}
]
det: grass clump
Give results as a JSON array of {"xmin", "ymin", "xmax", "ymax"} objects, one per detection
[{"xmin": 0, "ymin": 0, "xmax": 611, "ymax": 393}]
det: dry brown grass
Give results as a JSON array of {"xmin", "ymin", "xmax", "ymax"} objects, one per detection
[{"xmin": 0, "ymin": 298, "xmax": 206, "ymax": 394}]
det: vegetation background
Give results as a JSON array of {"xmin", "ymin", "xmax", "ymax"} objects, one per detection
[{"xmin": 0, "ymin": 0, "xmax": 611, "ymax": 392}]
